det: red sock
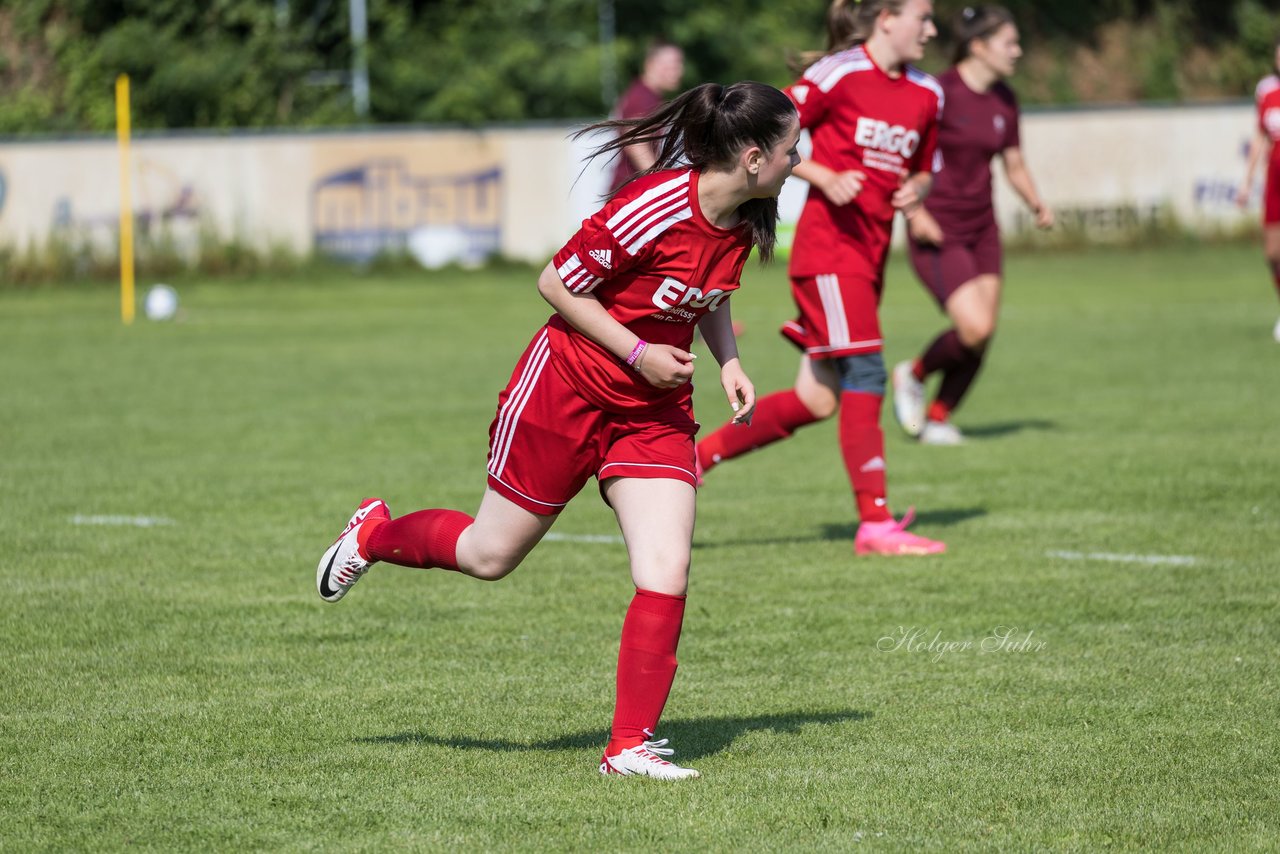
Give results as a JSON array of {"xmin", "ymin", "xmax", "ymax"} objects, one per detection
[
  {"xmin": 839, "ymin": 391, "xmax": 892, "ymax": 523},
  {"xmin": 363, "ymin": 509, "xmax": 473, "ymax": 572},
  {"xmin": 608, "ymin": 589, "xmax": 686, "ymax": 753},
  {"xmin": 697, "ymin": 389, "xmax": 819, "ymax": 471},
  {"xmin": 927, "ymin": 400, "xmax": 952, "ymax": 424}
]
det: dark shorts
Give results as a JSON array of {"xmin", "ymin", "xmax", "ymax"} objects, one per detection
[{"xmin": 907, "ymin": 213, "xmax": 1003, "ymax": 308}]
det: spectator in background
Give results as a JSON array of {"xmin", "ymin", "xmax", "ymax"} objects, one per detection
[
  {"xmin": 892, "ymin": 5, "xmax": 1054, "ymax": 445},
  {"xmin": 1237, "ymin": 34, "xmax": 1280, "ymax": 343},
  {"xmin": 610, "ymin": 39, "xmax": 685, "ymax": 192}
]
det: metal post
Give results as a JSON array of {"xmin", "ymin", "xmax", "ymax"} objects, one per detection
[
  {"xmin": 350, "ymin": 0, "xmax": 370, "ymax": 118},
  {"xmin": 598, "ymin": 0, "xmax": 616, "ymax": 112}
]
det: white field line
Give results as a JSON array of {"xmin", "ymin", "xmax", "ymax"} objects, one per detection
[
  {"xmin": 71, "ymin": 515, "xmax": 175, "ymax": 528},
  {"xmin": 543, "ymin": 532, "xmax": 624, "ymax": 545},
  {"xmin": 1046, "ymin": 550, "xmax": 1196, "ymax": 567}
]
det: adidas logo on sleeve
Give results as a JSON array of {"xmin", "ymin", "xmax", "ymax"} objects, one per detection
[{"xmin": 588, "ymin": 248, "xmax": 613, "ymax": 270}]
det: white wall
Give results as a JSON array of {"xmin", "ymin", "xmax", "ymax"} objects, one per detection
[{"xmin": 0, "ymin": 102, "xmax": 1259, "ymax": 266}]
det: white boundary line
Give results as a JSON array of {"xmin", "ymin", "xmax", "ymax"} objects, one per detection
[
  {"xmin": 71, "ymin": 515, "xmax": 175, "ymax": 528},
  {"xmin": 543, "ymin": 532, "xmax": 624, "ymax": 545},
  {"xmin": 1046, "ymin": 550, "xmax": 1196, "ymax": 567}
]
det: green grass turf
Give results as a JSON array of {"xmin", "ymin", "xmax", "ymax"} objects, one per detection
[{"xmin": 1, "ymin": 243, "xmax": 1277, "ymax": 851}]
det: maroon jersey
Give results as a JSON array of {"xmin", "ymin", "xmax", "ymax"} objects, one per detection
[
  {"xmin": 549, "ymin": 168, "xmax": 751, "ymax": 413},
  {"xmin": 926, "ymin": 68, "xmax": 1021, "ymax": 221},
  {"xmin": 785, "ymin": 46, "xmax": 942, "ymax": 279},
  {"xmin": 610, "ymin": 79, "xmax": 665, "ymax": 191}
]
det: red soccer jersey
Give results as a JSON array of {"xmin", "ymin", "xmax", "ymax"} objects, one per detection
[
  {"xmin": 926, "ymin": 68, "xmax": 1020, "ymax": 221},
  {"xmin": 548, "ymin": 168, "xmax": 752, "ymax": 413},
  {"xmin": 785, "ymin": 45, "xmax": 942, "ymax": 278},
  {"xmin": 1256, "ymin": 76, "xmax": 1280, "ymax": 170}
]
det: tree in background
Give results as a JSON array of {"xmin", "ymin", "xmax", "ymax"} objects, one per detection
[{"xmin": 3, "ymin": 0, "xmax": 1280, "ymax": 133}]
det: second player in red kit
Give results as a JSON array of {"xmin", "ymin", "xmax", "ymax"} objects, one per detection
[
  {"xmin": 1238, "ymin": 34, "xmax": 1280, "ymax": 342},
  {"xmin": 697, "ymin": 0, "xmax": 947, "ymax": 556}
]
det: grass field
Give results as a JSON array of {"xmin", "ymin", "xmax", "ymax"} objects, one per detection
[{"xmin": 2, "ymin": 243, "xmax": 1277, "ymax": 851}]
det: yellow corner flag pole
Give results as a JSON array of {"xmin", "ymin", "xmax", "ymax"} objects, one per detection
[{"xmin": 116, "ymin": 74, "xmax": 135, "ymax": 324}]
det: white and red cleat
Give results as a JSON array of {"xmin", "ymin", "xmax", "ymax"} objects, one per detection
[
  {"xmin": 600, "ymin": 738, "xmax": 700, "ymax": 780},
  {"xmin": 891, "ymin": 360, "xmax": 927, "ymax": 438},
  {"xmin": 854, "ymin": 508, "xmax": 946, "ymax": 556},
  {"xmin": 919, "ymin": 419, "xmax": 964, "ymax": 446},
  {"xmin": 316, "ymin": 498, "xmax": 390, "ymax": 602}
]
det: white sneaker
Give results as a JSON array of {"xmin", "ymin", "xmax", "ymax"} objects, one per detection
[
  {"xmin": 891, "ymin": 360, "xmax": 926, "ymax": 437},
  {"xmin": 599, "ymin": 738, "xmax": 700, "ymax": 780},
  {"xmin": 919, "ymin": 420, "xmax": 964, "ymax": 445},
  {"xmin": 316, "ymin": 498, "xmax": 389, "ymax": 602},
  {"xmin": 1273, "ymin": 315, "xmax": 1280, "ymax": 342}
]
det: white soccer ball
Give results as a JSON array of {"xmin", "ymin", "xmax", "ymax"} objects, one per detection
[{"xmin": 144, "ymin": 284, "xmax": 178, "ymax": 321}]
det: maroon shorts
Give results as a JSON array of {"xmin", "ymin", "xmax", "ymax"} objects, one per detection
[
  {"xmin": 485, "ymin": 329, "xmax": 699, "ymax": 516},
  {"xmin": 907, "ymin": 214, "xmax": 1003, "ymax": 308},
  {"xmin": 1265, "ymin": 165, "xmax": 1280, "ymax": 226},
  {"xmin": 780, "ymin": 271, "xmax": 885, "ymax": 358}
]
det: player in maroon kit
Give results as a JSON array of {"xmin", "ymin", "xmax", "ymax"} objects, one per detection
[
  {"xmin": 610, "ymin": 39, "xmax": 685, "ymax": 193},
  {"xmin": 315, "ymin": 82, "xmax": 802, "ymax": 781},
  {"xmin": 1237, "ymin": 34, "xmax": 1280, "ymax": 343},
  {"xmin": 892, "ymin": 5, "xmax": 1053, "ymax": 445},
  {"xmin": 696, "ymin": 0, "xmax": 946, "ymax": 556}
]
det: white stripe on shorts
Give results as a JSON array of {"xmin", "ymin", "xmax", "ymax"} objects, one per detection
[
  {"xmin": 817, "ymin": 274, "xmax": 850, "ymax": 349},
  {"xmin": 489, "ymin": 330, "xmax": 551, "ymax": 478}
]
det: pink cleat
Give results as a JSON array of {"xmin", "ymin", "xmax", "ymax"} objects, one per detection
[{"xmin": 854, "ymin": 508, "xmax": 946, "ymax": 556}]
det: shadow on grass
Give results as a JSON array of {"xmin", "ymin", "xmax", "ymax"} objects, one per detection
[
  {"xmin": 357, "ymin": 709, "xmax": 869, "ymax": 760},
  {"xmin": 961, "ymin": 419, "xmax": 1057, "ymax": 438},
  {"xmin": 811, "ymin": 506, "xmax": 986, "ymax": 542},
  {"xmin": 694, "ymin": 506, "xmax": 984, "ymax": 549}
]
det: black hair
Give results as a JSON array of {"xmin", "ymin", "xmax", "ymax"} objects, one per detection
[
  {"xmin": 578, "ymin": 81, "xmax": 798, "ymax": 263},
  {"xmin": 952, "ymin": 5, "xmax": 1017, "ymax": 65}
]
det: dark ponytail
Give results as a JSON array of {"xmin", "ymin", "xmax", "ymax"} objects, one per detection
[
  {"xmin": 952, "ymin": 5, "xmax": 1017, "ymax": 65},
  {"xmin": 577, "ymin": 81, "xmax": 797, "ymax": 263}
]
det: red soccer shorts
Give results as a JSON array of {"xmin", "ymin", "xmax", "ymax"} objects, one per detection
[
  {"xmin": 1265, "ymin": 163, "xmax": 1280, "ymax": 226},
  {"xmin": 907, "ymin": 213, "xmax": 1003, "ymax": 308},
  {"xmin": 781, "ymin": 271, "xmax": 884, "ymax": 358},
  {"xmin": 485, "ymin": 329, "xmax": 699, "ymax": 515}
]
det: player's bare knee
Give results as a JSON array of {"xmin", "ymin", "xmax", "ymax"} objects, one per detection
[
  {"xmin": 466, "ymin": 550, "xmax": 522, "ymax": 580},
  {"xmin": 799, "ymin": 390, "xmax": 839, "ymax": 419},
  {"xmin": 957, "ymin": 319, "xmax": 994, "ymax": 349}
]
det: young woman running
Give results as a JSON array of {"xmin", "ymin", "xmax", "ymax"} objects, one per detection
[
  {"xmin": 695, "ymin": 0, "xmax": 946, "ymax": 556},
  {"xmin": 892, "ymin": 5, "xmax": 1053, "ymax": 445},
  {"xmin": 315, "ymin": 81, "xmax": 801, "ymax": 780},
  {"xmin": 1238, "ymin": 34, "xmax": 1280, "ymax": 343}
]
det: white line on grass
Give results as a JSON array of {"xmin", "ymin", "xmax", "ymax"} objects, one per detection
[
  {"xmin": 543, "ymin": 532, "xmax": 625, "ymax": 545},
  {"xmin": 1046, "ymin": 550, "xmax": 1196, "ymax": 567},
  {"xmin": 71, "ymin": 515, "xmax": 175, "ymax": 528}
]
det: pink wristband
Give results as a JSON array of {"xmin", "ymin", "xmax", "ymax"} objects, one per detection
[{"xmin": 625, "ymin": 340, "xmax": 648, "ymax": 370}]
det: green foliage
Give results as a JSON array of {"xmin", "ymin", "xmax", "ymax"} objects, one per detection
[{"xmin": 5, "ymin": 0, "xmax": 1280, "ymax": 132}]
